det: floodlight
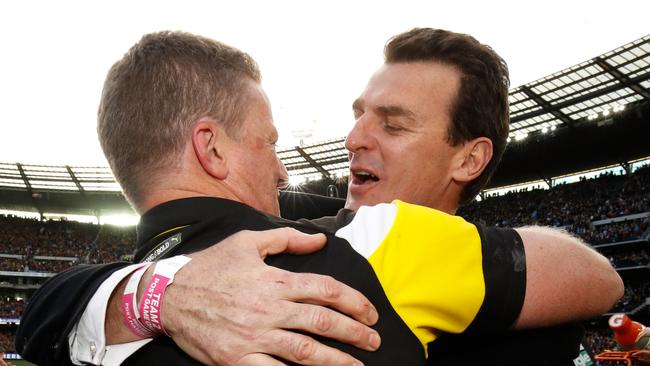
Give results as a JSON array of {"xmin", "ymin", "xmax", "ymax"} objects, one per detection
[
  {"xmin": 602, "ymin": 109, "xmax": 610, "ymax": 116},
  {"xmin": 289, "ymin": 175, "xmax": 306, "ymax": 186}
]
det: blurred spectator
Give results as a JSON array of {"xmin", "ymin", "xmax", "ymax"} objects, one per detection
[
  {"xmin": 0, "ymin": 258, "xmax": 75, "ymax": 273},
  {"xmin": 607, "ymin": 249, "xmax": 649, "ymax": 269},
  {"xmin": 459, "ymin": 165, "xmax": 650, "ymax": 229},
  {"xmin": 0, "ymin": 297, "xmax": 23, "ymax": 319},
  {"xmin": 0, "ymin": 329, "xmax": 16, "ymax": 354},
  {"xmin": 0, "ymin": 216, "xmax": 134, "ymax": 261},
  {"xmin": 610, "ymin": 281, "xmax": 650, "ymax": 313},
  {"xmin": 573, "ymin": 218, "xmax": 650, "ymax": 245},
  {"xmin": 584, "ymin": 325, "xmax": 619, "ymax": 354}
]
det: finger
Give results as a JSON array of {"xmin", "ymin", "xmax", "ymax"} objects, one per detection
[
  {"xmin": 259, "ymin": 329, "xmax": 364, "ymax": 366},
  {"xmin": 278, "ymin": 271, "xmax": 378, "ymax": 326},
  {"xmin": 237, "ymin": 353, "xmax": 287, "ymax": 366},
  {"xmin": 245, "ymin": 227, "xmax": 327, "ymax": 257},
  {"xmin": 282, "ymin": 301, "xmax": 381, "ymax": 352}
]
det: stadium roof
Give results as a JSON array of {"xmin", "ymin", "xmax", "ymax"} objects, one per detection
[
  {"xmin": 508, "ymin": 34, "xmax": 650, "ymax": 138},
  {"xmin": 0, "ymin": 34, "xmax": 649, "ymax": 214}
]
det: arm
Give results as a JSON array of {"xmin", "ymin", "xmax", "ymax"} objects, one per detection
[
  {"xmin": 16, "ymin": 262, "xmax": 130, "ymax": 366},
  {"xmin": 514, "ymin": 226, "xmax": 624, "ymax": 329},
  {"xmin": 104, "ymin": 228, "xmax": 380, "ymax": 365},
  {"xmin": 335, "ymin": 201, "xmax": 622, "ymax": 343}
]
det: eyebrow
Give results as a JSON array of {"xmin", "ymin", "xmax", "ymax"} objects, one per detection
[
  {"xmin": 376, "ymin": 105, "xmax": 416, "ymax": 120},
  {"xmin": 352, "ymin": 98, "xmax": 364, "ymax": 112},
  {"xmin": 353, "ymin": 98, "xmax": 416, "ymax": 121}
]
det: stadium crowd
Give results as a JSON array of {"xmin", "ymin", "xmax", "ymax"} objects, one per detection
[
  {"xmin": 0, "ymin": 329, "xmax": 16, "ymax": 354},
  {"xmin": 0, "ymin": 165, "xmax": 648, "ymax": 357},
  {"xmin": 0, "ymin": 298, "xmax": 23, "ymax": 320},
  {"xmin": 607, "ymin": 249, "xmax": 649, "ymax": 269},
  {"xmin": 0, "ymin": 216, "xmax": 135, "ymax": 262},
  {"xmin": 609, "ymin": 280, "xmax": 650, "ymax": 313},
  {"xmin": 458, "ymin": 165, "xmax": 650, "ymax": 228},
  {"xmin": 584, "ymin": 326, "xmax": 619, "ymax": 353},
  {"xmin": 575, "ymin": 218, "xmax": 650, "ymax": 245},
  {"xmin": 0, "ymin": 257, "xmax": 75, "ymax": 273}
]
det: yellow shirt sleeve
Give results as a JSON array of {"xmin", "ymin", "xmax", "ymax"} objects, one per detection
[{"xmin": 339, "ymin": 200, "xmax": 487, "ymax": 351}]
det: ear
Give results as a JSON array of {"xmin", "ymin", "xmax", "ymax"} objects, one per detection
[
  {"xmin": 451, "ymin": 137, "xmax": 493, "ymax": 183},
  {"xmin": 191, "ymin": 119, "xmax": 229, "ymax": 180}
]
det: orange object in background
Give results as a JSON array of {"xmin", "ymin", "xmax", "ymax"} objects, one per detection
[
  {"xmin": 594, "ymin": 350, "xmax": 636, "ymax": 366},
  {"xmin": 609, "ymin": 314, "xmax": 650, "ymax": 351}
]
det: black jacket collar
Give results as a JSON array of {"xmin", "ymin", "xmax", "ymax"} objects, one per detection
[{"xmin": 136, "ymin": 197, "xmax": 268, "ymax": 246}]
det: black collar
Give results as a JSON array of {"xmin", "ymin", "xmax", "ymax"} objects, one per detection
[{"xmin": 136, "ymin": 197, "xmax": 266, "ymax": 246}]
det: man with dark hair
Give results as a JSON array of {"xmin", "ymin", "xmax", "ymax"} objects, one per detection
[
  {"xmin": 347, "ymin": 28, "xmax": 510, "ymax": 211},
  {"xmin": 17, "ymin": 29, "xmax": 622, "ymax": 366},
  {"xmin": 343, "ymin": 27, "xmax": 605, "ymax": 364}
]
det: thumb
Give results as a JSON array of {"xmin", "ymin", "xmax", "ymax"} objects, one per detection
[{"xmin": 249, "ymin": 227, "xmax": 327, "ymax": 258}]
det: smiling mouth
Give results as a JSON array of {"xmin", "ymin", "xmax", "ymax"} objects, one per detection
[{"xmin": 351, "ymin": 170, "xmax": 380, "ymax": 185}]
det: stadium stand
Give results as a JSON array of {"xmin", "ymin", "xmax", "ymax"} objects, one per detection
[
  {"xmin": 458, "ymin": 166, "xmax": 650, "ymax": 228},
  {"xmin": 1, "ymin": 34, "xmax": 649, "ymax": 362},
  {"xmin": 0, "ymin": 216, "xmax": 134, "ymax": 261},
  {"xmin": 585, "ymin": 327, "xmax": 619, "ymax": 357},
  {"xmin": 1, "ymin": 164, "xmax": 648, "ymax": 357},
  {"xmin": 0, "ymin": 298, "xmax": 23, "ymax": 320}
]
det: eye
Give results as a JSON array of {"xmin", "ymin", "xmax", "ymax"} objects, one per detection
[{"xmin": 383, "ymin": 121, "xmax": 405, "ymax": 134}]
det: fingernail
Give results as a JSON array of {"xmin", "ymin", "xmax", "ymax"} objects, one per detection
[
  {"xmin": 367, "ymin": 307, "xmax": 378, "ymax": 324},
  {"xmin": 368, "ymin": 332, "xmax": 381, "ymax": 350}
]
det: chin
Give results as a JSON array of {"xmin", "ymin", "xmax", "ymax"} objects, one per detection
[
  {"xmin": 345, "ymin": 197, "xmax": 375, "ymax": 211},
  {"xmin": 267, "ymin": 204, "xmax": 281, "ymax": 216}
]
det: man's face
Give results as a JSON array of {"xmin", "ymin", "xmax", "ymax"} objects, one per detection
[
  {"xmin": 345, "ymin": 62, "xmax": 464, "ymax": 212},
  {"xmin": 226, "ymin": 82, "xmax": 288, "ymax": 216}
]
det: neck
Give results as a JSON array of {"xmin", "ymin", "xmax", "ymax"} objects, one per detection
[
  {"xmin": 438, "ymin": 202, "xmax": 458, "ymax": 215},
  {"xmin": 139, "ymin": 188, "xmax": 218, "ymax": 214},
  {"xmin": 139, "ymin": 174, "xmax": 240, "ymax": 214}
]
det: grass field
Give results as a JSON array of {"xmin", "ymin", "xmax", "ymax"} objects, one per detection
[{"xmin": 6, "ymin": 360, "xmax": 36, "ymax": 366}]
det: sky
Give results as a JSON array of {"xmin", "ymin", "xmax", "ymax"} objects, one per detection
[{"xmin": 1, "ymin": 0, "xmax": 648, "ymax": 166}]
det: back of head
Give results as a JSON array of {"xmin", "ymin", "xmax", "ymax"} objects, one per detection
[
  {"xmin": 384, "ymin": 28, "xmax": 510, "ymax": 205},
  {"xmin": 97, "ymin": 31, "xmax": 260, "ymax": 210}
]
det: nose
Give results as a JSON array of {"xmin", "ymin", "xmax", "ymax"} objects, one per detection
[
  {"xmin": 276, "ymin": 156, "xmax": 289, "ymax": 189},
  {"xmin": 345, "ymin": 114, "xmax": 375, "ymax": 155}
]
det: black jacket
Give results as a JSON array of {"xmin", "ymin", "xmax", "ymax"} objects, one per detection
[{"xmin": 18, "ymin": 197, "xmax": 424, "ymax": 365}]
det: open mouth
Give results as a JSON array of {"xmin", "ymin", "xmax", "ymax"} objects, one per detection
[{"xmin": 351, "ymin": 170, "xmax": 380, "ymax": 185}]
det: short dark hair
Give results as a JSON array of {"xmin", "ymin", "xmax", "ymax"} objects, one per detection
[
  {"xmin": 385, "ymin": 28, "xmax": 510, "ymax": 204},
  {"xmin": 98, "ymin": 31, "xmax": 261, "ymax": 208}
]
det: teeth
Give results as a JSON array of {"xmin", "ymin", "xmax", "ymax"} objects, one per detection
[{"xmin": 355, "ymin": 171, "xmax": 377, "ymax": 180}]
